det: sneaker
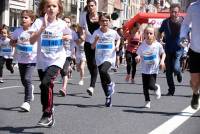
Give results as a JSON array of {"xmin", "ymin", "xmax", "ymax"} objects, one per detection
[
  {"xmin": 59, "ymin": 89, "xmax": 66, "ymax": 97},
  {"xmin": 131, "ymin": 79, "xmax": 135, "ymax": 84},
  {"xmin": 105, "ymin": 97, "xmax": 112, "ymax": 107},
  {"xmin": 0, "ymin": 79, "xmax": 4, "ymax": 83},
  {"xmin": 31, "ymin": 85, "xmax": 34, "ymax": 101},
  {"xmin": 125, "ymin": 75, "xmax": 130, "ymax": 82},
  {"xmin": 165, "ymin": 91, "xmax": 174, "ymax": 96},
  {"xmin": 155, "ymin": 84, "xmax": 161, "ymax": 99},
  {"xmin": 144, "ymin": 101, "xmax": 151, "ymax": 108},
  {"xmin": 78, "ymin": 80, "xmax": 84, "ymax": 86},
  {"xmin": 191, "ymin": 93, "xmax": 199, "ymax": 110},
  {"xmin": 177, "ymin": 73, "xmax": 182, "ymax": 83},
  {"xmin": 86, "ymin": 87, "xmax": 94, "ymax": 96},
  {"xmin": 108, "ymin": 82, "xmax": 115, "ymax": 97},
  {"xmin": 37, "ymin": 114, "xmax": 55, "ymax": 127},
  {"xmin": 20, "ymin": 102, "xmax": 30, "ymax": 112},
  {"xmin": 10, "ymin": 69, "xmax": 14, "ymax": 74}
]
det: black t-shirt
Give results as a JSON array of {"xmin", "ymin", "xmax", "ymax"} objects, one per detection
[
  {"xmin": 168, "ymin": 18, "xmax": 182, "ymax": 39},
  {"xmin": 86, "ymin": 13, "xmax": 100, "ymax": 35}
]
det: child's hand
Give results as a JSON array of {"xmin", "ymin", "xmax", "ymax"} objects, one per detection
[
  {"xmin": 135, "ymin": 55, "xmax": 141, "ymax": 63},
  {"xmin": 115, "ymin": 47, "xmax": 119, "ymax": 51},
  {"xmin": 95, "ymin": 35, "xmax": 100, "ymax": 41},
  {"xmin": 159, "ymin": 61, "xmax": 165, "ymax": 70},
  {"xmin": 44, "ymin": 13, "xmax": 48, "ymax": 27}
]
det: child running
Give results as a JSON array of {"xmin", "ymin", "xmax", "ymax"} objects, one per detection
[
  {"xmin": 91, "ymin": 13, "xmax": 120, "ymax": 107},
  {"xmin": 74, "ymin": 24, "xmax": 86, "ymax": 86},
  {"xmin": 29, "ymin": 0, "xmax": 71, "ymax": 127},
  {"xmin": 135, "ymin": 24, "xmax": 165, "ymax": 108},
  {"xmin": 11, "ymin": 10, "xmax": 37, "ymax": 112},
  {"xmin": 0, "ymin": 26, "xmax": 15, "ymax": 83}
]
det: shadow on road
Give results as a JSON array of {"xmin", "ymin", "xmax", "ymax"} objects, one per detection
[{"xmin": 0, "ymin": 126, "xmax": 43, "ymax": 134}]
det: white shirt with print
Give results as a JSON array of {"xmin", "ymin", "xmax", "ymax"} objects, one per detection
[
  {"xmin": 30, "ymin": 18, "xmax": 70, "ymax": 70},
  {"xmin": 12, "ymin": 27, "xmax": 37, "ymax": 63},
  {"xmin": 136, "ymin": 40, "xmax": 164, "ymax": 74},
  {"xmin": 90, "ymin": 28, "xmax": 120, "ymax": 66},
  {"xmin": 0, "ymin": 37, "xmax": 14, "ymax": 59}
]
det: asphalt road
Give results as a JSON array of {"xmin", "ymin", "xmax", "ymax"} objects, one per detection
[{"xmin": 0, "ymin": 64, "xmax": 199, "ymax": 134}]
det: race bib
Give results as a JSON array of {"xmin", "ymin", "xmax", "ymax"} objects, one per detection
[
  {"xmin": 1, "ymin": 47, "xmax": 12, "ymax": 55},
  {"xmin": 16, "ymin": 44, "xmax": 33, "ymax": 54},
  {"xmin": 41, "ymin": 34, "xmax": 63, "ymax": 54},
  {"xmin": 143, "ymin": 54, "xmax": 156, "ymax": 64}
]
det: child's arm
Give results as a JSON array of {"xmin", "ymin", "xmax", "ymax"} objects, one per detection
[
  {"xmin": 76, "ymin": 29, "xmax": 86, "ymax": 45},
  {"xmin": 115, "ymin": 38, "xmax": 120, "ymax": 51},
  {"xmin": 159, "ymin": 52, "xmax": 166, "ymax": 70},
  {"xmin": 91, "ymin": 35, "xmax": 99, "ymax": 50},
  {"xmin": 135, "ymin": 55, "xmax": 141, "ymax": 63}
]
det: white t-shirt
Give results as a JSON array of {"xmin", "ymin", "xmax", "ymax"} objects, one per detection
[
  {"xmin": 90, "ymin": 28, "xmax": 120, "ymax": 66},
  {"xmin": 75, "ymin": 32, "xmax": 85, "ymax": 60},
  {"xmin": 64, "ymin": 30, "xmax": 77, "ymax": 57},
  {"xmin": 136, "ymin": 40, "xmax": 164, "ymax": 74},
  {"xmin": 30, "ymin": 18, "xmax": 69, "ymax": 70},
  {"xmin": 0, "ymin": 37, "xmax": 14, "ymax": 59},
  {"xmin": 12, "ymin": 27, "xmax": 37, "ymax": 63}
]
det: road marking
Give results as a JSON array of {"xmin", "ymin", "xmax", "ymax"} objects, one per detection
[
  {"xmin": 0, "ymin": 86, "xmax": 23, "ymax": 90},
  {"xmin": 149, "ymin": 105, "xmax": 200, "ymax": 134}
]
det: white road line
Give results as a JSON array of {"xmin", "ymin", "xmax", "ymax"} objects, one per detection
[
  {"xmin": 149, "ymin": 105, "xmax": 200, "ymax": 134},
  {"xmin": 0, "ymin": 86, "xmax": 23, "ymax": 90}
]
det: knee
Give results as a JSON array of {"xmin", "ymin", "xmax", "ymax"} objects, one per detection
[
  {"xmin": 99, "ymin": 68, "xmax": 107, "ymax": 75},
  {"xmin": 190, "ymin": 80, "xmax": 200, "ymax": 89}
]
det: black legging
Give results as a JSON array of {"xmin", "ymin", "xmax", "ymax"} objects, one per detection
[
  {"xmin": 98, "ymin": 61, "xmax": 111, "ymax": 97},
  {"xmin": 125, "ymin": 51, "xmax": 137, "ymax": 79},
  {"xmin": 84, "ymin": 42, "xmax": 98, "ymax": 88}
]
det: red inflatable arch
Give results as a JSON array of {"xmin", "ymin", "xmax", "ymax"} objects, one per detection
[{"xmin": 123, "ymin": 12, "xmax": 186, "ymax": 31}]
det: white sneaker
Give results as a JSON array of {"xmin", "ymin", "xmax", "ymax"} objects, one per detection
[
  {"xmin": 0, "ymin": 78, "xmax": 4, "ymax": 83},
  {"xmin": 144, "ymin": 101, "xmax": 151, "ymax": 108},
  {"xmin": 155, "ymin": 84, "xmax": 161, "ymax": 99},
  {"xmin": 20, "ymin": 102, "xmax": 30, "ymax": 112},
  {"xmin": 78, "ymin": 80, "xmax": 84, "ymax": 86},
  {"xmin": 86, "ymin": 87, "xmax": 94, "ymax": 96},
  {"xmin": 31, "ymin": 85, "xmax": 34, "ymax": 101}
]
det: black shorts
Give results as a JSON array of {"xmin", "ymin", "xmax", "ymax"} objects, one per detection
[{"xmin": 188, "ymin": 49, "xmax": 200, "ymax": 73}]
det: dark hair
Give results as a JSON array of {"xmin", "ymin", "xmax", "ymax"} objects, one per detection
[
  {"xmin": 87, "ymin": 0, "xmax": 97, "ymax": 5},
  {"xmin": 133, "ymin": 22, "xmax": 140, "ymax": 29},
  {"xmin": 63, "ymin": 15, "xmax": 71, "ymax": 21},
  {"xmin": 38, "ymin": 0, "xmax": 63, "ymax": 17},
  {"xmin": 21, "ymin": 10, "xmax": 36, "ymax": 22},
  {"xmin": 1, "ymin": 26, "xmax": 10, "ymax": 37},
  {"xmin": 99, "ymin": 12, "xmax": 110, "ymax": 21},
  {"xmin": 170, "ymin": 3, "xmax": 181, "ymax": 11}
]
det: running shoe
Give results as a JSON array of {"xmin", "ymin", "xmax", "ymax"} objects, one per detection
[
  {"xmin": 37, "ymin": 113, "xmax": 55, "ymax": 127},
  {"xmin": 86, "ymin": 87, "xmax": 94, "ymax": 96},
  {"xmin": 20, "ymin": 102, "xmax": 30, "ymax": 112},
  {"xmin": 144, "ymin": 101, "xmax": 151, "ymax": 108},
  {"xmin": 191, "ymin": 93, "xmax": 199, "ymax": 109}
]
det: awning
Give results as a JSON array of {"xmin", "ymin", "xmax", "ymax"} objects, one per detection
[{"xmin": 123, "ymin": 12, "xmax": 186, "ymax": 30}]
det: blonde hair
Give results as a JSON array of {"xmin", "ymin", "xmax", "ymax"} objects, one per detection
[
  {"xmin": 144, "ymin": 24, "xmax": 156, "ymax": 41},
  {"xmin": 38, "ymin": 0, "xmax": 63, "ymax": 17}
]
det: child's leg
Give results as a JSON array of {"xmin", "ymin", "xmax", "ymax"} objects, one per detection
[
  {"xmin": 0, "ymin": 57, "xmax": 5, "ymax": 78},
  {"xmin": 149, "ymin": 74, "xmax": 157, "ymax": 91},
  {"xmin": 98, "ymin": 61, "xmax": 112, "ymax": 97},
  {"xmin": 60, "ymin": 57, "xmax": 71, "ymax": 95},
  {"xmin": 80, "ymin": 60, "xmax": 86, "ymax": 80},
  {"xmin": 142, "ymin": 74, "xmax": 150, "ymax": 101},
  {"xmin": 5, "ymin": 58, "xmax": 14, "ymax": 73},
  {"xmin": 38, "ymin": 65, "xmax": 60, "ymax": 116},
  {"xmin": 18, "ymin": 63, "xmax": 36, "ymax": 103}
]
